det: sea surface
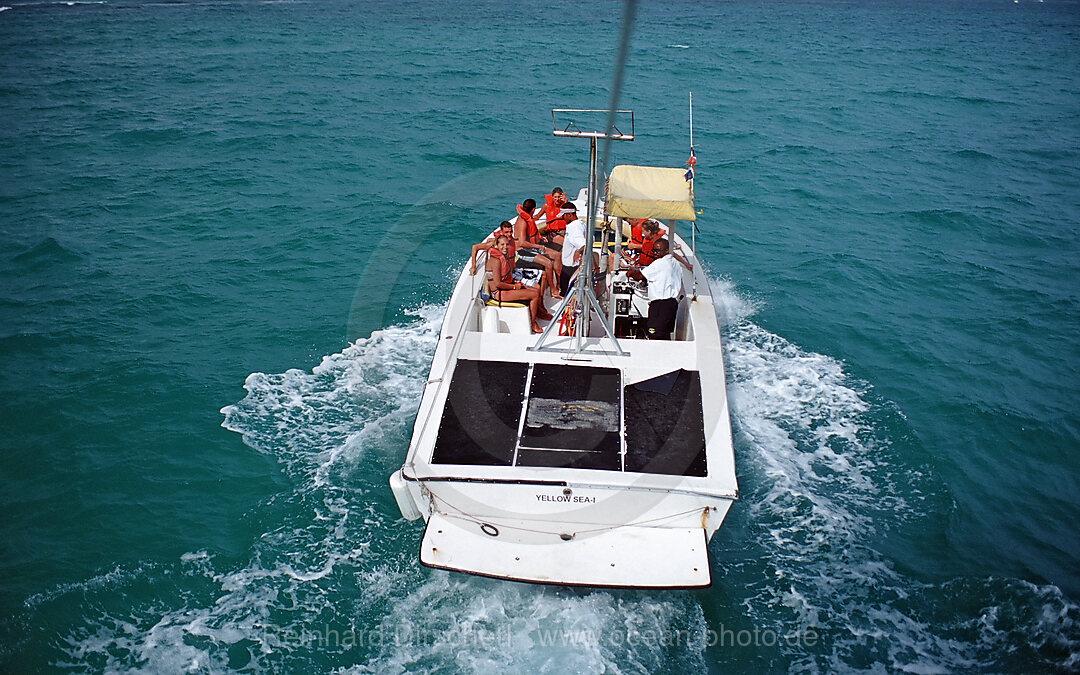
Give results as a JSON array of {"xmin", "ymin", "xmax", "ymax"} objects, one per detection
[{"xmin": 1, "ymin": 0, "xmax": 1078, "ymax": 672}]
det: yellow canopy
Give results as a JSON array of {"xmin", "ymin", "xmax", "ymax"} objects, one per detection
[{"xmin": 604, "ymin": 165, "xmax": 696, "ymax": 221}]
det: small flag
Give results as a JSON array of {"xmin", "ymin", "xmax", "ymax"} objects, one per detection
[{"xmin": 684, "ymin": 147, "xmax": 696, "ymax": 181}]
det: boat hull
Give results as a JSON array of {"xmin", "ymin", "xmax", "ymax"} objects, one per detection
[
  {"xmin": 391, "ymin": 184, "xmax": 738, "ymax": 588},
  {"xmin": 393, "ymin": 469, "xmax": 735, "ymax": 587}
]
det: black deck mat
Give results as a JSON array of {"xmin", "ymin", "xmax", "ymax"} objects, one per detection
[
  {"xmin": 431, "ymin": 362, "xmax": 706, "ymax": 475},
  {"xmin": 431, "ymin": 360, "xmax": 528, "ymax": 466},
  {"xmin": 518, "ymin": 364, "xmax": 621, "ymax": 459},
  {"xmin": 623, "ymin": 370, "xmax": 707, "ymax": 476}
]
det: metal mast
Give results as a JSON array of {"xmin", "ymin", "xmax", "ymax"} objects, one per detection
[{"xmin": 528, "ymin": 109, "xmax": 634, "ymax": 356}]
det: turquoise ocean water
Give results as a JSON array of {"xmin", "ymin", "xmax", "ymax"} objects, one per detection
[{"xmin": 2, "ymin": 0, "xmax": 1078, "ymax": 671}]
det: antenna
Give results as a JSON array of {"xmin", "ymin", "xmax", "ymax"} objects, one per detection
[{"xmin": 551, "ymin": 109, "xmax": 634, "ymax": 141}]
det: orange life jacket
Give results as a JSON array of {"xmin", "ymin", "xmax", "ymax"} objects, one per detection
[
  {"xmin": 489, "ymin": 247, "xmax": 513, "ymax": 284},
  {"xmin": 630, "ymin": 221, "xmax": 661, "ymax": 265},
  {"xmin": 515, "ymin": 205, "xmax": 540, "ymax": 244},
  {"xmin": 640, "ymin": 237, "xmax": 663, "ymax": 266},
  {"xmin": 489, "ymin": 229, "xmax": 516, "ymax": 258},
  {"xmin": 543, "ymin": 194, "xmax": 566, "ymax": 233}
]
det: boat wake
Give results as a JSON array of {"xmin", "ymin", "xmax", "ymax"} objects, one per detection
[
  {"xmin": 713, "ymin": 277, "xmax": 1078, "ymax": 672},
  {"xmin": 35, "ymin": 281, "xmax": 1077, "ymax": 672}
]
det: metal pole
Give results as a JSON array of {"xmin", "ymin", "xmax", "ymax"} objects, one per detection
[
  {"xmin": 609, "ymin": 217, "xmax": 622, "ymax": 324},
  {"xmin": 576, "ymin": 136, "xmax": 599, "ymax": 351},
  {"xmin": 534, "ymin": 109, "xmax": 632, "ymax": 356},
  {"xmin": 689, "ymin": 91, "xmax": 697, "ymax": 300}
]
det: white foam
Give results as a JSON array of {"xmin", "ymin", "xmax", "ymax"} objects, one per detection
[
  {"xmin": 179, "ymin": 303, "xmax": 706, "ymax": 672},
  {"xmin": 47, "ymin": 310, "xmax": 449, "ymax": 670},
  {"xmin": 221, "ymin": 304, "xmax": 444, "ymax": 488},
  {"xmin": 24, "ymin": 565, "xmax": 135, "ymax": 610},
  {"xmin": 719, "ymin": 293, "xmax": 943, "ymax": 667},
  {"xmin": 709, "ymin": 275, "xmax": 763, "ymax": 326},
  {"xmin": 350, "ymin": 572, "xmax": 707, "ymax": 675}
]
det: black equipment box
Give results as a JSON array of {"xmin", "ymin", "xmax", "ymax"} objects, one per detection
[{"xmin": 615, "ymin": 315, "xmax": 647, "ymax": 339}]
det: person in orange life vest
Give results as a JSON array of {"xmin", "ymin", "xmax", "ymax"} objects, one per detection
[
  {"xmin": 470, "ymin": 220, "xmax": 558, "ymax": 302},
  {"xmin": 470, "ymin": 220, "xmax": 515, "ymax": 275},
  {"xmin": 513, "ymin": 198, "xmax": 564, "ymax": 298},
  {"xmin": 538, "ymin": 187, "xmax": 567, "ymax": 246},
  {"xmin": 484, "ymin": 234, "xmax": 547, "ymax": 334},
  {"xmin": 627, "ymin": 219, "xmax": 668, "ymax": 266}
]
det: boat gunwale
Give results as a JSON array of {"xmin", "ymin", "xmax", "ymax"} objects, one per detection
[{"xmin": 400, "ymin": 465, "xmax": 739, "ymax": 501}]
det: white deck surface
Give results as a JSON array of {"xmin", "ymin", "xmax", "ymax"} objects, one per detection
[{"xmin": 420, "ymin": 512, "xmax": 712, "ymax": 588}]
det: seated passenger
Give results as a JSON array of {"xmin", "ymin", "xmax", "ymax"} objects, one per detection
[
  {"xmin": 470, "ymin": 220, "xmax": 558, "ymax": 299},
  {"xmin": 484, "ymin": 234, "xmax": 548, "ymax": 334},
  {"xmin": 514, "ymin": 198, "xmax": 563, "ymax": 293},
  {"xmin": 626, "ymin": 219, "xmax": 668, "ymax": 266},
  {"xmin": 470, "ymin": 220, "xmax": 514, "ymax": 275},
  {"xmin": 537, "ymin": 187, "xmax": 568, "ymax": 247}
]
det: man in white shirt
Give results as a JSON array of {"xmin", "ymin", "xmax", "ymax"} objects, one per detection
[
  {"xmin": 559, "ymin": 202, "xmax": 587, "ymax": 296},
  {"xmin": 626, "ymin": 238, "xmax": 692, "ymax": 339}
]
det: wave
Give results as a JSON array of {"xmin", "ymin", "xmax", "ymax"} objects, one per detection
[
  {"xmin": 9, "ymin": 236, "xmax": 80, "ymax": 265},
  {"xmin": 221, "ymin": 304, "xmax": 445, "ymax": 487},
  {"xmin": 951, "ymin": 148, "xmax": 998, "ymax": 162},
  {"xmin": 41, "ymin": 308, "xmax": 447, "ymax": 671},
  {"xmin": 352, "ymin": 574, "xmax": 709, "ymax": 674}
]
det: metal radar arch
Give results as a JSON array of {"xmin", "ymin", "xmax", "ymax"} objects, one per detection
[{"xmin": 528, "ymin": 109, "xmax": 635, "ymax": 357}]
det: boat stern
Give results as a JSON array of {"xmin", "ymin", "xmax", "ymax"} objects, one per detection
[{"xmin": 419, "ymin": 511, "xmax": 712, "ymax": 588}]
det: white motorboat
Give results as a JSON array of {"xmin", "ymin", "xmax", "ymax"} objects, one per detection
[{"xmin": 389, "ymin": 110, "xmax": 737, "ymax": 588}]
